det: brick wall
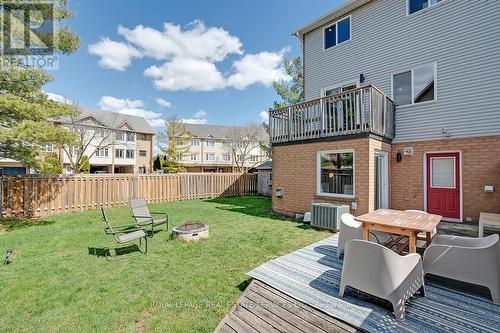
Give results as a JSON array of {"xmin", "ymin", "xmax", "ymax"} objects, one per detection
[
  {"xmin": 391, "ymin": 135, "xmax": 500, "ymax": 222},
  {"xmin": 272, "ymin": 136, "xmax": 390, "ymax": 216}
]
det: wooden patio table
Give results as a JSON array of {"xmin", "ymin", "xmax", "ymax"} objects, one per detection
[{"xmin": 355, "ymin": 209, "xmax": 442, "ymax": 253}]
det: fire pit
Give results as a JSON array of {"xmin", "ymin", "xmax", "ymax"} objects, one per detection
[{"xmin": 172, "ymin": 222, "xmax": 209, "ymax": 241}]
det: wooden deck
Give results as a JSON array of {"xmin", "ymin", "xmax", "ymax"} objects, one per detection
[{"xmin": 214, "ymin": 280, "xmax": 361, "ymax": 333}]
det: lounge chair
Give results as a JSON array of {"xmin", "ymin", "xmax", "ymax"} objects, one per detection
[
  {"xmin": 336, "ymin": 213, "xmax": 393, "ymax": 258},
  {"xmin": 339, "ymin": 239, "xmax": 425, "ymax": 320},
  {"xmin": 423, "ymin": 234, "xmax": 500, "ymax": 303},
  {"xmin": 100, "ymin": 207, "xmax": 147, "ymax": 260},
  {"xmin": 130, "ymin": 198, "xmax": 169, "ymax": 237}
]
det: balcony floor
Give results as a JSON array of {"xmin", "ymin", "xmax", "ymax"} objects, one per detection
[{"xmin": 244, "ymin": 234, "xmax": 500, "ymax": 333}]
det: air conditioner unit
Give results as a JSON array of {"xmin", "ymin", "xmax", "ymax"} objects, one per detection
[{"xmin": 310, "ymin": 203, "xmax": 350, "ymax": 230}]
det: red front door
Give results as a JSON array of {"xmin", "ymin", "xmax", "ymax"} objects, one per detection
[{"xmin": 426, "ymin": 152, "xmax": 460, "ymax": 219}]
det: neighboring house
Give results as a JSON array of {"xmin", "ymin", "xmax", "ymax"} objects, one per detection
[
  {"xmin": 178, "ymin": 124, "xmax": 269, "ymax": 173},
  {"xmin": 269, "ymin": 0, "xmax": 500, "ymax": 222},
  {"xmin": 56, "ymin": 109, "xmax": 154, "ymax": 174}
]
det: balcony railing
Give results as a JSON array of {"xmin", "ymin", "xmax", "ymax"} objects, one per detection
[{"xmin": 269, "ymin": 85, "xmax": 395, "ymax": 144}]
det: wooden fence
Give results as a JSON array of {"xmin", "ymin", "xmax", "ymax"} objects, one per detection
[{"xmin": 0, "ymin": 173, "xmax": 257, "ymax": 218}]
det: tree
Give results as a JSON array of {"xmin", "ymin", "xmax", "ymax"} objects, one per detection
[
  {"xmin": 226, "ymin": 124, "xmax": 267, "ymax": 172},
  {"xmin": 0, "ymin": 0, "xmax": 80, "ymax": 168},
  {"xmin": 272, "ymin": 56, "xmax": 304, "ymax": 109},
  {"xmin": 155, "ymin": 116, "xmax": 189, "ymax": 173},
  {"xmin": 80, "ymin": 155, "xmax": 90, "ymax": 174},
  {"xmin": 40, "ymin": 153, "xmax": 62, "ymax": 174},
  {"xmin": 153, "ymin": 155, "xmax": 162, "ymax": 171}
]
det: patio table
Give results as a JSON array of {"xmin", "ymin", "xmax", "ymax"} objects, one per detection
[{"xmin": 355, "ymin": 209, "xmax": 442, "ymax": 253}]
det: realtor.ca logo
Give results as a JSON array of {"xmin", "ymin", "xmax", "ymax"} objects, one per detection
[{"xmin": 0, "ymin": 0, "xmax": 59, "ymax": 70}]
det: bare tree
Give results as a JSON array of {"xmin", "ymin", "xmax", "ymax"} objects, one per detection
[
  {"xmin": 226, "ymin": 124, "xmax": 267, "ymax": 172},
  {"xmin": 60, "ymin": 105, "xmax": 130, "ymax": 173}
]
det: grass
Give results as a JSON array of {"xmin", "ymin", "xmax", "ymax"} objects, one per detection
[{"xmin": 0, "ymin": 196, "xmax": 332, "ymax": 332}]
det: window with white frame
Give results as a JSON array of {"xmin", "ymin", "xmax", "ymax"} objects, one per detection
[
  {"xmin": 222, "ymin": 140, "xmax": 229, "ymax": 148},
  {"xmin": 126, "ymin": 149, "xmax": 134, "ymax": 159},
  {"xmin": 115, "ymin": 149, "xmax": 124, "ymax": 158},
  {"xmin": 221, "ymin": 154, "xmax": 231, "ymax": 162},
  {"xmin": 318, "ymin": 150, "xmax": 354, "ymax": 197},
  {"xmin": 250, "ymin": 155, "xmax": 259, "ymax": 162},
  {"xmin": 191, "ymin": 139, "xmax": 200, "ymax": 146},
  {"xmin": 126, "ymin": 132, "xmax": 135, "ymax": 142},
  {"xmin": 41, "ymin": 144, "xmax": 53, "ymax": 152},
  {"xmin": 324, "ymin": 16, "xmax": 351, "ymax": 49},
  {"xmin": 205, "ymin": 153, "xmax": 215, "ymax": 161},
  {"xmin": 190, "ymin": 153, "xmax": 199, "ymax": 161},
  {"xmin": 139, "ymin": 150, "xmax": 147, "ymax": 157},
  {"xmin": 392, "ymin": 63, "xmax": 435, "ymax": 106},
  {"xmin": 206, "ymin": 139, "xmax": 215, "ymax": 147},
  {"xmin": 115, "ymin": 131, "xmax": 125, "ymax": 141},
  {"xmin": 408, "ymin": 0, "xmax": 441, "ymax": 15},
  {"xmin": 95, "ymin": 148, "xmax": 109, "ymax": 157}
]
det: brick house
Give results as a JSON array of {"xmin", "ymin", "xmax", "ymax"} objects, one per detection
[{"xmin": 270, "ymin": 0, "xmax": 500, "ymax": 223}]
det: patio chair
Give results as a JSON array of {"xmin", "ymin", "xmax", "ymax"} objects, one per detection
[
  {"xmin": 339, "ymin": 239, "xmax": 425, "ymax": 320},
  {"xmin": 423, "ymin": 234, "xmax": 500, "ymax": 303},
  {"xmin": 130, "ymin": 198, "xmax": 169, "ymax": 237},
  {"xmin": 100, "ymin": 207, "xmax": 148, "ymax": 260},
  {"xmin": 337, "ymin": 213, "xmax": 393, "ymax": 258}
]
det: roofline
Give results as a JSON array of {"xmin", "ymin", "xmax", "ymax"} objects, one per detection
[{"xmin": 293, "ymin": 0, "xmax": 372, "ymax": 39}]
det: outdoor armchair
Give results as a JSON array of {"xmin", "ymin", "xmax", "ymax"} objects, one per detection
[
  {"xmin": 423, "ymin": 234, "xmax": 500, "ymax": 303},
  {"xmin": 337, "ymin": 213, "xmax": 393, "ymax": 258},
  {"xmin": 339, "ymin": 239, "xmax": 425, "ymax": 320},
  {"xmin": 130, "ymin": 198, "xmax": 169, "ymax": 237},
  {"xmin": 100, "ymin": 207, "xmax": 147, "ymax": 260}
]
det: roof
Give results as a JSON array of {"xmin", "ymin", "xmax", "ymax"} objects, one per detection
[
  {"xmin": 58, "ymin": 109, "xmax": 155, "ymax": 134},
  {"xmin": 255, "ymin": 160, "xmax": 272, "ymax": 170},
  {"xmin": 184, "ymin": 123, "xmax": 267, "ymax": 140},
  {"xmin": 294, "ymin": 0, "xmax": 372, "ymax": 39}
]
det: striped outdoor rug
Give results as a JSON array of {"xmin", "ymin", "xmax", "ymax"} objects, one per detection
[{"xmin": 248, "ymin": 236, "xmax": 500, "ymax": 333}]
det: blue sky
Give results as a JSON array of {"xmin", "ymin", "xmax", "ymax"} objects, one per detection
[{"xmin": 45, "ymin": 0, "xmax": 342, "ymax": 128}]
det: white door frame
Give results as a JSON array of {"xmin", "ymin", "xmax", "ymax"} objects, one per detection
[
  {"xmin": 423, "ymin": 150, "xmax": 463, "ymax": 222},
  {"xmin": 375, "ymin": 150, "xmax": 389, "ymax": 209}
]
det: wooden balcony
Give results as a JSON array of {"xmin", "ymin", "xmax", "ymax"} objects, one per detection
[{"xmin": 269, "ymin": 85, "xmax": 395, "ymax": 144}]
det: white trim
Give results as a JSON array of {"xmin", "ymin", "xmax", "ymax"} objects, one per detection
[
  {"xmin": 323, "ymin": 15, "xmax": 352, "ymax": 50},
  {"xmin": 423, "ymin": 150, "xmax": 463, "ymax": 222},
  {"xmin": 321, "ymin": 80, "xmax": 359, "ymax": 97},
  {"xmin": 406, "ymin": 0, "xmax": 449, "ymax": 16},
  {"xmin": 391, "ymin": 62, "xmax": 437, "ymax": 107},
  {"xmin": 429, "ymin": 156, "xmax": 456, "ymax": 189},
  {"xmin": 316, "ymin": 149, "xmax": 355, "ymax": 199},
  {"xmin": 375, "ymin": 150, "xmax": 389, "ymax": 209}
]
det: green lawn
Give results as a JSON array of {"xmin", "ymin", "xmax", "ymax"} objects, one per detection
[{"xmin": 0, "ymin": 196, "xmax": 332, "ymax": 332}]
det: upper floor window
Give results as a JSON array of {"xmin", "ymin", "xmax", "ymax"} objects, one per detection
[
  {"xmin": 41, "ymin": 144, "xmax": 53, "ymax": 153},
  {"xmin": 115, "ymin": 149, "xmax": 124, "ymax": 158},
  {"xmin": 95, "ymin": 148, "xmax": 109, "ymax": 158},
  {"xmin": 126, "ymin": 132, "xmax": 135, "ymax": 142},
  {"xmin": 205, "ymin": 153, "xmax": 215, "ymax": 161},
  {"xmin": 221, "ymin": 140, "xmax": 229, "ymax": 148},
  {"xmin": 206, "ymin": 140, "xmax": 215, "ymax": 147},
  {"xmin": 116, "ymin": 131, "xmax": 125, "ymax": 141},
  {"xmin": 191, "ymin": 139, "xmax": 200, "ymax": 146},
  {"xmin": 141, "ymin": 133, "xmax": 147, "ymax": 140},
  {"xmin": 190, "ymin": 153, "xmax": 199, "ymax": 161},
  {"xmin": 324, "ymin": 16, "xmax": 351, "ymax": 49},
  {"xmin": 221, "ymin": 154, "xmax": 231, "ymax": 162},
  {"xmin": 408, "ymin": 0, "xmax": 441, "ymax": 15},
  {"xmin": 392, "ymin": 63, "xmax": 436, "ymax": 106},
  {"xmin": 139, "ymin": 150, "xmax": 147, "ymax": 157},
  {"xmin": 126, "ymin": 149, "xmax": 134, "ymax": 159},
  {"xmin": 250, "ymin": 155, "xmax": 259, "ymax": 162}
]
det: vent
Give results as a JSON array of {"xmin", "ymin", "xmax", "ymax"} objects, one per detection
[{"xmin": 310, "ymin": 203, "xmax": 350, "ymax": 230}]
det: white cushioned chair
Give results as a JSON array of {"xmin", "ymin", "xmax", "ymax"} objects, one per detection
[
  {"xmin": 337, "ymin": 213, "xmax": 393, "ymax": 258},
  {"xmin": 423, "ymin": 234, "xmax": 500, "ymax": 303},
  {"xmin": 339, "ymin": 239, "xmax": 425, "ymax": 320}
]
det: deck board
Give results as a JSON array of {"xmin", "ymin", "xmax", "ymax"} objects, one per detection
[{"xmin": 215, "ymin": 280, "xmax": 361, "ymax": 333}]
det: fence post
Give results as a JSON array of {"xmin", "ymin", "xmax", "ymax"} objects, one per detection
[{"xmin": 0, "ymin": 170, "xmax": 3, "ymax": 218}]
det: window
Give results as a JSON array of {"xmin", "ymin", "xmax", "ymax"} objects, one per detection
[
  {"xmin": 138, "ymin": 167, "xmax": 146, "ymax": 174},
  {"xmin": 221, "ymin": 154, "xmax": 231, "ymax": 162},
  {"xmin": 431, "ymin": 157, "xmax": 455, "ymax": 188},
  {"xmin": 41, "ymin": 144, "xmax": 53, "ymax": 153},
  {"xmin": 190, "ymin": 153, "xmax": 199, "ymax": 161},
  {"xmin": 141, "ymin": 133, "xmax": 147, "ymax": 140},
  {"xmin": 115, "ymin": 149, "xmax": 124, "ymax": 158},
  {"xmin": 392, "ymin": 63, "xmax": 435, "ymax": 106},
  {"xmin": 115, "ymin": 131, "xmax": 125, "ymax": 141},
  {"xmin": 71, "ymin": 145, "xmax": 79, "ymax": 156},
  {"xmin": 206, "ymin": 140, "xmax": 215, "ymax": 147},
  {"xmin": 250, "ymin": 155, "xmax": 259, "ymax": 162},
  {"xmin": 408, "ymin": 0, "xmax": 441, "ymax": 15},
  {"xmin": 222, "ymin": 141, "xmax": 229, "ymax": 148},
  {"xmin": 318, "ymin": 150, "xmax": 354, "ymax": 197},
  {"xmin": 191, "ymin": 139, "xmax": 200, "ymax": 146},
  {"xmin": 324, "ymin": 16, "xmax": 351, "ymax": 49},
  {"xmin": 126, "ymin": 149, "xmax": 134, "ymax": 159},
  {"xmin": 205, "ymin": 153, "xmax": 215, "ymax": 161},
  {"xmin": 95, "ymin": 148, "xmax": 109, "ymax": 157},
  {"xmin": 126, "ymin": 132, "xmax": 135, "ymax": 142},
  {"xmin": 139, "ymin": 150, "xmax": 147, "ymax": 157}
]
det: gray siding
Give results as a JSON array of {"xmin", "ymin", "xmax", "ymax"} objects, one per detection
[{"xmin": 303, "ymin": 0, "xmax": 500, "ymax": 143}]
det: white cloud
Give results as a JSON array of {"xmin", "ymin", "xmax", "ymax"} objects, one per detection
[
  {"xmin": 155, "ymin": 98, "xmax": 172, "ymax": 108},
  {"xmin": 46, "ymin": 92, "xmax": 73, "ymax": 104},
  {"xmin": 227, "ymin": 49, "xmax": 290, "ymax": 89},
  {"xmin": 144, "ymin": 57, "xmax": 226, "ymax": 91},
  {"xmin": 259, "ymin": 111, "xmax": 269, "ymax": 123},
  {"xmin": 98, "ymin": 96, "xmax": 164, "ymax": 127},
  {"xmin": 118, "ymin": 20, "xmax": 242, "ymax": 62},
  {"xmin": 88, "ymin": 38, "xmax": 142, "ymax": 71},
  {"xmin": 182, "ymin": 109, "xmax": 207, "ymax": 124}
]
